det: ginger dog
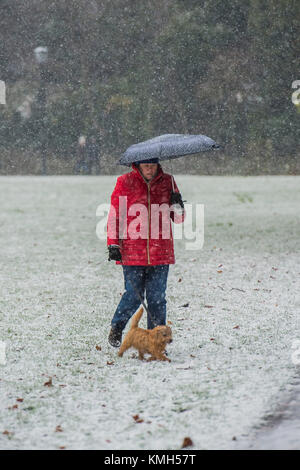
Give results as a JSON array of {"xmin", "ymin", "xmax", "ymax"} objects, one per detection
[{"xmin": 118, "ymin": 306, "xmax": 172, "ymax": 362}]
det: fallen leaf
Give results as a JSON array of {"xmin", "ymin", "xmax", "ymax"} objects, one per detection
[
  {"xmin": 106, "ymin": 361, "xmax": 114, "ymax": 366},
  {"xmin": 180, "ymin": 303, "xmax": 189, "ymax": 308},
  {"xmin": 133, "ymin": 414, "xmax": 144, "ymax": 423},
  {"xmin": 233, "ymin": 325, "xmax": 240, "ymax": 329},
  {"xmin": 3, "ymin": 430, "xmax": 13, "ymax": 436},
  {"xmin": 95, "ymin": 345, "xmax": 102, "ymax": 351},
  {"xmin": 55, "ymin": 425, "xmax": 63, "ymax": 432},
  {"xmin": 210, "ymin": 338, "xmax": 215, "ymax": 341},
  {"xmin": 178, "ymin": 278, "xmax": 182, "ymax": 282},
  {"xmin": 167, "ymin": 321, "xmax": 173, "ymax": 325},
  {"xmin": 217, "ymin": 270, "xmax": 223, "ymax": 273},
  {"xmin": 44, "ymin": 377, "xmax": 53, "ymax": 387},
  {"xmin": 181, "ymin": 437, "xmax": 193, "ymax": 448},
  {"xmin": 16, "ymin": 398, "xmax": 23, "ymax": 403},
  {"xmin": 204, "ymin": 305, "xmax": 214, "ymax": 308}
]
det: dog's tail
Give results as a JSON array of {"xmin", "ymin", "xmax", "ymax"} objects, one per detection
[{"xmin": 130, "ymin": 306, "xmax": 144, "ymax": 329}]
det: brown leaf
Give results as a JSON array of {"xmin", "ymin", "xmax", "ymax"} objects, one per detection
[
  {"xmin": 181, "ymin": 437, "xmax": 193, "ymax": 448},
  {"xmin": 3, "ymin": 430, "xmax": 13, "ymax": 436},
  {"xmin": 204, "ymin": 305, "xmax": 214, "ymax": 308},
  {"xmin": 95, "ymin": 345, "xmax": 102, "ymax": 351},
  {"xmin": 55, "ymin": 425, "xmax": 63, "ymax": 433},
  {"xmin": 106, "ymin": 361, "xmax": 114, "ymax": 366},
  {"xmin": 217, "ymin": 270, "xmax": 223, "ymax": 273},
  {"xmin": 233, "ymin": 325, "xmax": 240, "ymax": 329},
  {"xmin": 16, "ymin": 398, "xmax": 23, "ymax": 403},
  {"xmin": 133, "ymin": 414, "xmax": 144, "ymax": 423},
  {"xmin": 167, "ymin": 320, "xmax": 173, "ymax": 325},
  {"xmin": 178, "ymin": 278, "xmax": 182, "ymax": 282},
  {"xmin": 44, "ymin": 377, "xmax": 53, "ymax": 387}
]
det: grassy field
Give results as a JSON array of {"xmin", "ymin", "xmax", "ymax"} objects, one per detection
[{"xmin": 0, "ymin": 175, "xmax": 299, "ymax": 450}]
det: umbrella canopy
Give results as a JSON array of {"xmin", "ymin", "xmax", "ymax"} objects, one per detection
[{"xmin": 119, "ymin": 133, "xmax": 219, "ymax": 166}]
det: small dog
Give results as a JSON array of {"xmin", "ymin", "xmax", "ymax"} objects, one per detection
[{"xmin": 118, "ymin": 306, "xmax": 172, "ymax": 362}]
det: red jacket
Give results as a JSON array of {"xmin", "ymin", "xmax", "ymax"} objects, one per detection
[{"xmin": 107, "ymin": 164, "xmax": 185, "ymax": 265}]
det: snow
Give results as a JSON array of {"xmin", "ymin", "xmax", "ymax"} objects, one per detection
[{"xmin": 0, "ymin": 175, "xmax": 299, "ymax": 450}]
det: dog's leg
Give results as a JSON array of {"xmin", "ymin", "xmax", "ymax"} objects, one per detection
[
  {"xmin": 138, "ymin": 351, "xmax": 145, "ymax": 360},
  {"xmin": 147, "ymin": 354, "xmax": 171, "ymax": 362},
  {"xmin": 159, "ymin": 354, "xmax": 171, "ymax": 362},
  {"xmin": 118, "ymin": 335, "xmax": 132, "ymax": 357}
]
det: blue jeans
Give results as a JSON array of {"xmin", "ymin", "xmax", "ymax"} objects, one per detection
[{"xmin": 111, "ymin": 265, "xmax": 169, "ymax": 330}]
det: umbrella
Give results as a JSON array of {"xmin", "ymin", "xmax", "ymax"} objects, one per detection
[{"xmin": 119, "ymin": 133, "xmax": 220, "ymax": 166}]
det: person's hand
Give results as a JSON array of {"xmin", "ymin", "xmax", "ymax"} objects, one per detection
[
  {"xmin": 170, "ymin": 191, "xmax": 184, "ymax": 209},
  {"xmin": 108, "ymin": 245, "xmax": 122, "ymax": 261}
]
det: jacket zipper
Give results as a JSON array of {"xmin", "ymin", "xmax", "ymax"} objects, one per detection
[{"xmin": 147, "ymin": 182, "xmax": 151, "ymax": 265}]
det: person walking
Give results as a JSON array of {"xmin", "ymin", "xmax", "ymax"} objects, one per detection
[
  {"xmin": 74, "ymin": 135, "xmax": 88, "ymax": 174},
  {"xmin": 107, "ymin": 158, "xmax": 185, "ymax": 347},
  {"xmin": 86, "ymin": 136, "xmax": 101, "ymax": 175}
]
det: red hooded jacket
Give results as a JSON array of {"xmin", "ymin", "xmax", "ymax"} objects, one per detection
[{"xmin": 107, "ymin": 164, "xmax": 185, "ymax": 265}]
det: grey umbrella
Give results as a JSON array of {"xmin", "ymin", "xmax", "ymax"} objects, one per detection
[{"xmin": 119, "ymin": 133, "xmax": 219, "ymax": 166}]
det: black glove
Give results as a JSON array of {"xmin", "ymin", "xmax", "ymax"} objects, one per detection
[
  {"xmin": 170, "ymin": 191, "xmax": 184, "ymax": 209},
  {"xmin": 108, "ymin": 245, "xmax": 122, "ymax": 261}
]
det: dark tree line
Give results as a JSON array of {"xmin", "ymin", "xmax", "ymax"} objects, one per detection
[{"xmin": 0, "ymin": 0, "xmax": 299, "ymax": 174}]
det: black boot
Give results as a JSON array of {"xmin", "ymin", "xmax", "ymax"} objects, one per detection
[{"xmin": 108, "ymin": 327, "xmax": 123, "ymax": 347}]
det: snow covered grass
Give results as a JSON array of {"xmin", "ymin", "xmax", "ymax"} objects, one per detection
[{"xmin": 0, "ymin": 175, "xmax": 299, "ymax": 450}]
